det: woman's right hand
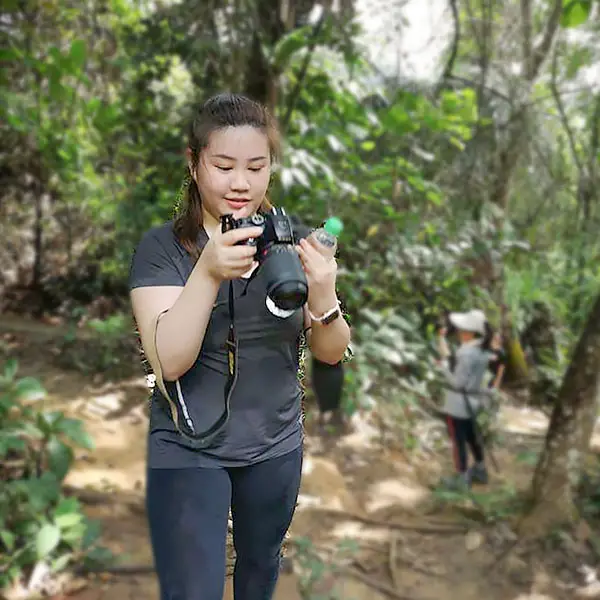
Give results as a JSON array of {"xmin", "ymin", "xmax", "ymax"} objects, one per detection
[{"xmin": 199, "ymin": 225, "xmax": 264, "ymax": 282}]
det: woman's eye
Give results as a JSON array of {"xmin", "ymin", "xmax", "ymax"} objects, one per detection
[
  {"xmin": 249, "ymin": 167, "xmax": 264, "ymax": 172},
  {"xmin": 216, "ymin": 166, "xmax": 232, "ymax": 172}
]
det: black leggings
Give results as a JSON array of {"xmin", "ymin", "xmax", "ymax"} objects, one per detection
[
  {"xmin": 446, "ymin": 416, "xmax": 484, "ymax": 473},
  {"xmin": 146, "ymin": 446, "xmax": 303, "ymax": 600}
]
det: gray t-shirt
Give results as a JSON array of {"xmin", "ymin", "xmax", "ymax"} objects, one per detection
[
  {"xmin": 441, "ymin": 339, "xmax": 492, "ymax": 419},
  {"xmin": 129, "ymin": 222, "xmax": 304, "ymax": 469}
]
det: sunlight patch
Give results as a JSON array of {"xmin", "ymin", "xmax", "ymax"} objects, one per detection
[
  {"xmin": 330, "ymin": 521, "xmax": 390, "ymax": 544},
  {"xmin": 364, "ymin": 478, "xmax": 429, "ymax": 513}
]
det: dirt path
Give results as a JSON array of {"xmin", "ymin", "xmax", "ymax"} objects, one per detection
[{"xmin": 2, "ymin": 316, "xmax": 599, "ymax": 600}]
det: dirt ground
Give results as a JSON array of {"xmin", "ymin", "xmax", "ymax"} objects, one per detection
[{"xmin": 2, "ymin": 316, "xmax": 600, "ymax": 600}]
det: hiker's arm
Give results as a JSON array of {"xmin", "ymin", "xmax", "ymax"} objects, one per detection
[
  {"xmin": 438, "ymin": 330, "xmax": 451, "ymax": 359},
  {"xmin": 440, "ymin": 350, "xmax": 471, "ymax": 390},
  {"xmin": 491, "ymin": 363, "xmax": 505, "ymax": 389}
]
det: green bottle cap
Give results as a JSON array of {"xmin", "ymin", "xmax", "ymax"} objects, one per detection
[{"xmin": 324, "ymin": 216, "xmax": 343, "ymax": 237}]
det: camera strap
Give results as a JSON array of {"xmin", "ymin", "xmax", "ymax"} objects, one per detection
[{"xmin": 147, "ymin": 281, "xmax": 239, "ymax": 449}]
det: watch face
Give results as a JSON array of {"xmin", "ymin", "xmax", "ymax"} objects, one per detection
[{"xmin": 322, "ymin": 308, "xmax": 341, "ymax": 325}]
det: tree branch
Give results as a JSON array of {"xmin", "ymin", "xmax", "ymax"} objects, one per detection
[
  {"xmin": 549, "ymin": 41, "xmax": 583, "ymax": 172},
  {"xmin": 280, "ymin": 4, "xmax": 328, "ymax": 131},
  {"xmin": 529, "ymin": 0, "xmax": 563, "ymax": 80},
  {"xmin": 521, "ymin": 0, "xmax": 533, "ymax": 77},
  {"xmin": 435, "ymin": 0, "xmax": 460, "ymax": 97}
]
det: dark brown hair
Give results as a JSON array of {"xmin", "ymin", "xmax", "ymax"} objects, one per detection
[{"xmin": 174, "ymin": 93, "xmax": 281, "ymax": 258}]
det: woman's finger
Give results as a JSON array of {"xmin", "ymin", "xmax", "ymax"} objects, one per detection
[
  {"xmin": 226, "ymin": 244, "xmax": 258, "ymax": 260},
  {"xmin": 299, "ymin": 238, "xmax": 323, "ymax": 262},
  {"xmin": 306, "ymin": 235, "xmax": 334, "ymax": 257}
]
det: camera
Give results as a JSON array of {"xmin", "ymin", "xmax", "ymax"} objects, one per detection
[{"xmin": 221, "ymin": 207, "xmax": 309, "ymax": 311}]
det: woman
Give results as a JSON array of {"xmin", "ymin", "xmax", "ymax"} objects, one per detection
[
  {"xmin": 437, "ymin": 309, "xmax": 492, "ymax": 489},
  {"xmin": 487, "ymin": 331, "xmax": 506, "ymax": 389},
  {"xmin": 129, "ymin": 93, "xmax": 350, "ymax": 600}
]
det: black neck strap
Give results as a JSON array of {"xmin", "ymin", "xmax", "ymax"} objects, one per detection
[{"xmin": 170, "ymin": 280, "xmax": 238, "ymax": 449}]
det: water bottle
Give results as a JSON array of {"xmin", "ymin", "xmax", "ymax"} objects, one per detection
[{"xmin": 311, "ymin": 216, "xmax": 344, "ymax": 258}]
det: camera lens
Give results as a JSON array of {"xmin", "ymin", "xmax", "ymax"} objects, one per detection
[
  {"xmin": 269, "ymin": 281, "xmax": 308, "ymax": 311},
  {"xmin": 261, "ymin": 246, "xmax": 308, "ymax": 311}
]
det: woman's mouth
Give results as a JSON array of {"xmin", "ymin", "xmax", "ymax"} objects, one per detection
[{"xmin": 226, "ymin": 198, "xmax": 250, "ymax": 210}]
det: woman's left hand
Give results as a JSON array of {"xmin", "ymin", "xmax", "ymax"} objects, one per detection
[{"xmin": 296, "ymin": 237, "xmax": 338, "ymax": 313}]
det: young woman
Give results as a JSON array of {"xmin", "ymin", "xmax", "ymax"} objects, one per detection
[
  {"xmin": 487, "ymin": 331, "xmax": 506, "ymax": 389},
  {"xmin": 129, "ymin": 93, "xmax": 351, "ymax": 600},
  {"xmin": 437, "ymin": 309, "xmax": 493, "ymax": 489}
]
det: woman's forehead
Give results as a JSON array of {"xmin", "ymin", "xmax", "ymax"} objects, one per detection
[{"xmin": 207, "ymin": 126, "xmax": 269, "ymax": 159}]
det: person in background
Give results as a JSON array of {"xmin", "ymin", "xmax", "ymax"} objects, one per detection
[
  {"xmin": 487, "ymin": 331, "xmax": 506, "ymax": 390},
  {"xmin": 437, "ymin": 309, "xmax": 493, "ymax": 489}
]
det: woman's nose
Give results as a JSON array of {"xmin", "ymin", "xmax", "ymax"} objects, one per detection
[{"xmin": 231, "ymin": 169, "xmax": 250, "ymax": 191}]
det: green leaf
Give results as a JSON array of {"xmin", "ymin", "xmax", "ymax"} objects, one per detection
[
  {"xmin": 560, "ymin": 0, "xmax": 592, "ymax": 28},
  {"xmin": 361, "ymin": 141, "xmax": 375, "ymax": 151},
  {"xmin": 0, "ymin": 47, "xmax": 21, "ymax": 62},
  {"xmin": 272, "ymin": 25, "xmax": 313, "ymax": 68},
  {"xmin": 564, "ymin": 47, "xmax": 592, "ymax": 79},
  {"xmin": 57, "ymin": 418, "xmax": 95, "ymax": 450},
  {"xmin": 55, "ymin": 513, "xmax": 84, "ymax": 529},
  {"xmin": 49, "ymin": 76, "xmax": 66, "ymax": 102},
  {"xmin": 1, "ymin": 530, "xmax": 15, "ymax": 551},
  {"xmin": 68, "ymin": 39, "xmax": 87, "ymax": 71},
  {"xmin": 14, "ymin": 377, "xmax": 46, "ymax": 402},
  {"xmin": 54, "ymin": 496, "xmax": 81, "ymax": 517},
  {"xmin": 47, "ymin": 438, "xmax": 74, "ymax": 481},
  {"xmin": 36, "ymin": 524, "xmax": 61, "ymax": 559},
  {"xmin": 4, "ymin": 359, "xmax": 18, "ymax": 381},
  {"xmin": 82, "ymin": 519, "xmax": 102, "ymax": 550},
  {"xmin": 51, "ymin": 553, "xmax": 73, "ymax": 573}
]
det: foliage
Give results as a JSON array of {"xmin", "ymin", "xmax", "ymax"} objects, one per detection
[
  {"xmin": 0, "ymin": 359, "xmax": 109, "ymax": 593},
  {"xmin": 2, "ymin": 0, "xmax": 600, "ymax": 540},
  {"xmin": 293, "ymin": 536, "xmax": 359, "ymax": 600},
  {"xmin": 55, "ymin": 313, "xmax": 140, "ymax": 376}
]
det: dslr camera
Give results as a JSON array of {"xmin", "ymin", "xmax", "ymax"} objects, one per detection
[{"xmin": 221, "ymin": 207, "xmax": 310, "ymax": 311}]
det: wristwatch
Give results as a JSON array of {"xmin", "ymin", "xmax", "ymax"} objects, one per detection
[{"xmin": 309, "ymin": 303, "xmax": 341, "ymax": 326}]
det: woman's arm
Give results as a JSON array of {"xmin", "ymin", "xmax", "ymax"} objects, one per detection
[
  {"xmin": 131, "ymin": 225, "xmax": 262, "ymax": 382},
  {"xmin": 302, "ymin": 301, "xmax": 350, "ymax": 364},
  {"xmin": 491, "ymin": 363, "xmax": 505, "ymax": 389},
  {"xmin": 131, "ymin": 255, "xmax": 220, "ymax": 382},
  {"xmin": 297, "ymin": 237, "xmax": 350, "ymax": 364}
]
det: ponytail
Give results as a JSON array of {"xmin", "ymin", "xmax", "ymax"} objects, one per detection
[{"xmin": 480, "ymin": 321, "xmax": 493, "ymax": 352}]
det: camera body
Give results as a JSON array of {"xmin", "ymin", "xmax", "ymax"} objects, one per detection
[{"xmin": 221, "ymin": 208, "xmax": 309, "ymax": 311}]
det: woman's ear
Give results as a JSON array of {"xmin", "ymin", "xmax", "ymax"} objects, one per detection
[{"xmin": 186, "ymin": 148, "xmax": 197, "ymax": 182}]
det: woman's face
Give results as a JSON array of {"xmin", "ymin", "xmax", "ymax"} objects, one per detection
[
  {"xmin": 458, "ymin": 329, "xmax": 475, "ymax": 343},
  {"xmin": 191, "ymin": 125, "xmax": 271, "ymax": 229}
]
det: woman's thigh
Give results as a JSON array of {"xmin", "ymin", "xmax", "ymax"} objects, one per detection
[
  {"xmin": 146, "ymin": 466, "xmax": 231, "ymax": 600},
  {"xmin": 229, "ymin": 445, "xmax": 303, "ymax": 561}
]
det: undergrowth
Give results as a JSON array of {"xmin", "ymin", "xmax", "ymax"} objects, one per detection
[{"xmin": 0, "ymin": 359, "xmax": 112, "ymax": 596}]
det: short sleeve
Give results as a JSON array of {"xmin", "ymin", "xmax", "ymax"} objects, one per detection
[{"xmin": 129, "ymin": 227, "xmax": 185, "ymax": 290}]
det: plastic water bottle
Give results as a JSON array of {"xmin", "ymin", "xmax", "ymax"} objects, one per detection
[{"xmin": 312, "ymin": 216, "xmax": 344, "ymax": 258}]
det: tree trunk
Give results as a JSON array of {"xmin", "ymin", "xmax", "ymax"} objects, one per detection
[
  {"xmin": 519, "ymin": 291, "xmax": 600, "ymax": 536},
  {"xmin": 32, "ymin": 189, "xmax": 43, "ymax": 290},
  {"xmin": 245, "ymin": 0, "xmax": 286, "ymax": 110}
]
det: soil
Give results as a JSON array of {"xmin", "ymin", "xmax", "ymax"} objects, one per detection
[{"xmin": 2, "ymin": 314, "xmax": 600, "ymax": 600}]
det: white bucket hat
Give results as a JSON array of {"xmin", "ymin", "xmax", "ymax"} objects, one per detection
[{"xmin": 448, "ymin": 309, "xmax": 487, "ymax": 335}]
